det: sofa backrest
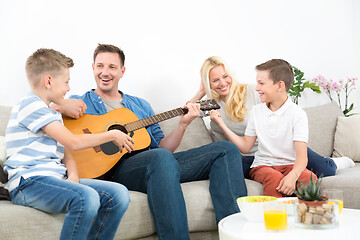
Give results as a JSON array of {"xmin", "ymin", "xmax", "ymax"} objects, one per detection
[
  {"xmin": 158, "ymin": 116, "xmax": 213, "ymax": 153},
  {"xmin": 303, "ymin": 101, "xmax": 343, "ymax": 157},
  {"xmin": 0, "ymin": 105, "xmax": 11, "ymax": 137},
  {"xmin": 0, "ymin": 102, "xmax": 344, "ymax": 156},
  {"xmin": 159, "ymin": 102, "xmax": 343, "ymax": 155}
]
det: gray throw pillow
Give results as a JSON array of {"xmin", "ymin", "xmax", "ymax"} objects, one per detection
[{"xmin": 304, "ymin": 102, "xmax": 344, "ymax": 157}]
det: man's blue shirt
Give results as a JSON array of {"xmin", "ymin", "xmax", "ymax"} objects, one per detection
[{"xmin": 70, "ymin": 90, "xmax": 165, "ymax": 148}]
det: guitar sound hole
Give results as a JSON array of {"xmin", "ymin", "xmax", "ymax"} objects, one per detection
[
  {"xmin": 100, "ymin": 124, "xmax": 135, "ymax": 156},
  {"xmin": 108, "ymin": 124, "xmax": 128, "ymax": 134}
]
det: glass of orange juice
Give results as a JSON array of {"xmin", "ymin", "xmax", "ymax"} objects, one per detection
[
  {"xmin": 324, "ymin": 189, "xmax": 343, "ymax": 213},
  {"xmin": 264, "ymin": 203, "xmax": 287, "ymax": 231}
]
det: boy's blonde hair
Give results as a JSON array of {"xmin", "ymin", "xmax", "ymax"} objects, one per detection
[
  {"xmin": 200, "ymin": 56, "xmax": 247, "ymax": 122},
  {"xmin": 255, "ymin": 59, "xmax": 294, "ymax": 92},
  {"xmin": 26, "ymin": 48, "xmax": 74, "ymax": 87}
]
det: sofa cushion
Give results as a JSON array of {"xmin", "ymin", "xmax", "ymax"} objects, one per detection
[
  {"xmin": 0, "ymin": 136, "xmax": 6, "ymax": 167},
  {"xmin": 0, "ymin": 136, "xmax": 10, "ymax": 200},
  {"xmin": 0, "ymin": 105, "xmax": 11, "ymax": 137},
  {"xmin": 158, "ymin": 116, "xmax": 213, "ymax": 152},
  {"xmin": 304, "ymin": 102, "xmax": 343, "ymax": 157},
  {"xmin": 116, "ymin": 191, "xmax": 156, "ymax": 239},
  {"xmin": 332, "ymin": 116, "xmax": 360, "ymax": 162},
  {"xmin": 322, "ymin": 163, "xmax": 360, "ymax": 209},
  {"xmin": 182, "ymin": 180, "xmax": 217, "ymax": 232}
]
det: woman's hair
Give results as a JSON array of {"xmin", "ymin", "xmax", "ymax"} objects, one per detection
[{"xmin": 200, "ymin": 56, "xmax": 247, "ymax": 122}]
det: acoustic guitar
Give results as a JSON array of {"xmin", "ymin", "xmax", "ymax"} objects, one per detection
[{"xmin": 63, "ymin": 99, "xmax": 220, "ymax": 179}]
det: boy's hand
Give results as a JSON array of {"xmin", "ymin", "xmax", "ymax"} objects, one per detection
[
  {"xmin": 276, "ymin": 171, "xmax": 298, "ymax": 196},
  {"xmin": 210, "ymin": 110, "xmax": 224, "ymax": 125},
  {"xmin": 179, "ymin": 102, "xmax": 200, "ymax": 126},
  {"xmin": 66, "ymin": 175, "xmax": 79, "ymax": 183},
  {"xmin": 110, "ymin": 130, "xmax": 135, "ymax": 153}
]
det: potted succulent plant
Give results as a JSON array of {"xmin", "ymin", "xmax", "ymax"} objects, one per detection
[
  {"xmin": 294, "ymin": 174, "xmax": 338, "ymax": 227},
  {"xmin": 294, "ymin": 173, "xmax": 328, "ymax": 207}
]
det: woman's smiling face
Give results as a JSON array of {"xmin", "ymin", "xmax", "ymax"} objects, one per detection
[{"xmin": 209, "ymin": 65, "xmax": 232, "ymax": 101}]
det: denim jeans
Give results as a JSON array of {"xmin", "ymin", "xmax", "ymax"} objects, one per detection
[
  {"xmin": 111, "ymin": 141, "xmax": 247, "ymax": 240},
  {"xmin": 10, "ymin": 176, "xmax": 130, "ymax": 240},
  {"xmin": 242, "ymin": 147, "xmax": 337, "ymax": 179}
]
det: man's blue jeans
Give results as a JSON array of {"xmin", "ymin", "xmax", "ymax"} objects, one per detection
[
  {"xmin": 111, "ymin": 141, "xmax": 247, "ymax": 240},
  {"xmin": 10, "ymin": 176, "xmax": 130, "ymax": 240},
  {"xmin": 242, "ymin": 147, "xmax": 337, "ymax": 179}
]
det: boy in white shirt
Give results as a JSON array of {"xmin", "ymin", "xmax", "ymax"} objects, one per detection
[{"xmin": 210, "ymin": 59, "xmax": 315, "ymax": 197}]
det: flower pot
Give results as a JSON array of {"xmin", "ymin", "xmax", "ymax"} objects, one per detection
[
  {"xmin": 294, "ymin": 200, "xmax": 339, "ymax": 229},
  {"xmin": 298, "ymin": 199, "xmax": 328, "ymax": 207}
]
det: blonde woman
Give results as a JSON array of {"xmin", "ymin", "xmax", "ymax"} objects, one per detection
[{"xmin": 191, "ymin": 56, "xmax": 342, "ymax": 179}]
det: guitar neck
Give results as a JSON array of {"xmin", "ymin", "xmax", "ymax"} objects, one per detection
[{"xmin": 125, "ymin": 107, "xmax": 187, "ymax": 132}]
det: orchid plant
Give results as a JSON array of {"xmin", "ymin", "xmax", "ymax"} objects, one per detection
[{"xmin": 312, "ymin": 75, "xmax": 358, "ymax": 117}]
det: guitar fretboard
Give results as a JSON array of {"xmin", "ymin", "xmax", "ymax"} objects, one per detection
[{"xmin": 124, "ymin": 107, "xmax": 187, "ymax": 132}]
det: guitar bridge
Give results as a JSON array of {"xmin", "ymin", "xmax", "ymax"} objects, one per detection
[{"xmin": 83, "ymin": 128, "xmax": 102, "ymax": 153}]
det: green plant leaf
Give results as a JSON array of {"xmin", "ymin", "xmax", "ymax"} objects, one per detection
[
  {"xmin": 290, "ymin": 65, "xmax": 321, "ymax": 104},
  {"xmin": 344, "ymin": 103, "xmax": 355, "ymax": 117}
]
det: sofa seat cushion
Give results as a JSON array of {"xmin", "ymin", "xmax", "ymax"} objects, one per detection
[
  {"xmin": 0, "ymin": 178, "xmax": 265, "ymax": 240},
  {"xmin": 0, "ymin": 191, "xmax": 157, "ymax": 240},
  {"xmin": 182, "ymin": 180, "xmax": 217, "ymax": 231},
  {"xmin": 116, "ymin": 191, "xmax": 156, "ymax": 239},
  {"xmin": 0, "ymin": 200, "xmax": 64, "ymax": 239},
  {"xmin": 322, "ymin": 163, "xmax": 360, "ymax": 209}
]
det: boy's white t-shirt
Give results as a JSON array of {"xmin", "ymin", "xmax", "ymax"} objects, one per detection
[{"xmin": 245, "ymin": 97, "xmax": 308, "ymax": 168}]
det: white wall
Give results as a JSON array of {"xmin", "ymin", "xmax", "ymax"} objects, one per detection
[{"xmin": 0, "ymin": 0, "xmax": 359, "ymax": 114}]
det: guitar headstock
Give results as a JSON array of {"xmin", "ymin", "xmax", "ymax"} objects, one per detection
[{"xmin": 197, "ymin": 99, "xmax": 220, "ymax": 111}]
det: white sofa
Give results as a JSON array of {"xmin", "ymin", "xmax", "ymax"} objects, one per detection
[{"xmin": 0, "ymin": 101, "xmax": 359, "ymax": 240}]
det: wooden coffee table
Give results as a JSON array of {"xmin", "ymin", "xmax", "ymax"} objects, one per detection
[{"xmin": 218, "ymin": 208, "xmax": 360, "ymax": 240}]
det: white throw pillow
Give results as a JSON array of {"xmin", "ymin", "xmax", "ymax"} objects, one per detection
[
  {"xmin": 0, "ymin": 136, "xmax": 6, "ymax": 167},
  {"xmin": 332, "ymin": 116, "xmax": 360, "ymax": 162}
]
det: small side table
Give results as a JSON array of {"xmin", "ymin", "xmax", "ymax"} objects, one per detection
[{"xmin": 218, "ymin": 208, "xmax": 360, "ymax": 240}]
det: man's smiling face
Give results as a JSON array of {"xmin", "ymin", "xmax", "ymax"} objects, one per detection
[{"xmin": 92, "ymin": 52, "xmax": 125, "ymax": 94}]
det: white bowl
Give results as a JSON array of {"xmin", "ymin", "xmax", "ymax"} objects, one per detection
[
  {"xmin": 277, "ymin": 197, "xmax": 298, "ymax": 215},
  {"xmin": 237, "ymin": 196, "xmax": 278, "ymax": 222}
]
